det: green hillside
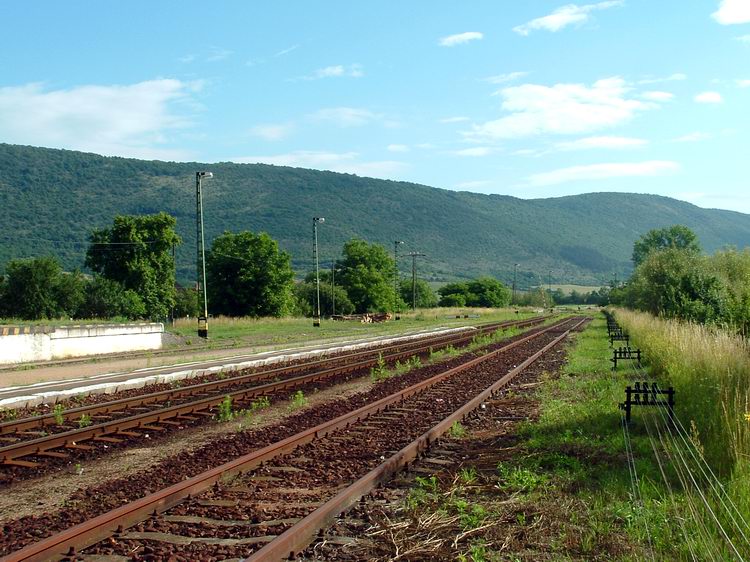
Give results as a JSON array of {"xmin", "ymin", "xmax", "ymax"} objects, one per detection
[{"xmin": 1, "ymin": 143, "xmax": 749, "ymax": 287}]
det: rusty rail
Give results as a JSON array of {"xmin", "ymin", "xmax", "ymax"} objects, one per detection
[
  {"xmin": 0, "ymin": 317, "xmax": 577, "ymax": 562},
  {"xmin": 247, "ymin": 317, "xmax": 588, "ymax": 561},
  {"xmin": 0, "ymin": 317, "xmax": 551, "ymax": 467},
  {"xmin": 0, "ymin": 316, "xmax": 547, "ymax": 436}
]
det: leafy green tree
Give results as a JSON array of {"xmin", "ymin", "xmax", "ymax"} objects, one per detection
[
  {"xmin": 399, "ymin": 278, "xmax": 438, "ymax": 309},
  {"xmin": 438, "ymin": 277, "xmax": 511, "ymax": 308},
  {"xmin": 466, "ymin": 277, "xmax": 511, "ymax": 307},
  {"xmin": 173, "ymin": 287, "xmax": 201, "ymax": 318},
  {"xmin": 206, "ymin": 231, "xmax": 295, "ymax": 317},
  {"xmin": 439, "ymin": 292, "xmax": 467, "ymax": 307},
  {"xmin": 338, "ymin": 239, "xmax": 402, "ymax": 313},
  {"xmin": 78, "ymin": 276, "xmax": 146, "ymax": 320},
  {"xmin": 85, "ymin": 213, "xmax": 180, "ymax": 320},
  {"xmin": 711, "ymin": 248, "xmax": 750, "ymax": 332},
  {"xmin": 0, "ymin": 257, "xmax": 84, "ymax": 320},
  {"xmin": 438, "ymin": 282, "xmax": 473, "ymax": 307},
  {"xmin": 632, "ymin": 225, "xmax": 701, "ymax": 267},
  {"xmin": 624, "ymin": 249, "xmax": 726, "ymax": 323},
  {"xmin": 294, "ymin": 281, "xmax": 354, "ymax": 317},
  {"xmin": 54, "ymin": 271, "xmax": 86, "ymax": 317}
]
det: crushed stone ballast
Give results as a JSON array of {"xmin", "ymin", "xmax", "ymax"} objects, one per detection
[{"xmin": 0, "ymin": 326, "xmax": 475, "ymax": 411}]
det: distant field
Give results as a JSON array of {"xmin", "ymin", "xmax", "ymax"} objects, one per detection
[
  {"xmin": 544, "ymin": 284, "xmax": 603, "ymax": 294},
  {"xmin": 169, "ymin": 307, "xmax": 548, "ymax": 348}
]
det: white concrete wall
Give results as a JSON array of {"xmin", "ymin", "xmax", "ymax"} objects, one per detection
[
  {"xmin": 0, "ymin": 333, "xmax": 51, "ymax": 364},
  {"xmin": 0, "ymin": 323, "xmax": 164, "ymax": 365}
]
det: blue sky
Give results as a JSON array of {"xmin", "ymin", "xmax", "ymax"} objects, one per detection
[{"xmin": 2, "ymin": 1, "xmax": 749, "ymax": 212}]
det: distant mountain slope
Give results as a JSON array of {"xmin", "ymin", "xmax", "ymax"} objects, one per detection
[{"xmin": 1, "ymin": 143, "xmax": 749, "ymax": 287}]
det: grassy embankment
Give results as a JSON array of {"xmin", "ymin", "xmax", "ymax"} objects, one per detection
[
  {"xmin": 392, "ymin": 312, "xmax": 749, "ymax": 560},
  {"xmin": 614, "ymin": 308, "xmax": 750, "ymax": 554},
  {"xmin": 168, "ymin": 307, "xmax": 544, "ymax": 348}
]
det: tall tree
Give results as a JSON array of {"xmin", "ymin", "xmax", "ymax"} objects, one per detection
[
  {"xmin": 624, "ymin": 248, "xmax": 726, "ymax": 323},
  {"xmin": 399, "ymin": 278, "xmax": 438, "ymax": 309},
  {"xmin": 632, "ymin": 225, "xmax": 701, "ymax": 267},
  {"xmin": 0, "ymin": 257, "xmax": 84, "ymax": 320},
  {"xmin": 85, "ymin": 213, "xmax": 180, "ymax": 320},
  {"xmin": 78, "ymin": 276, "xmax": 146, "ymax": 320},
  {"xmin": 438, "ymin": 277, "xmax": 511, "ymax": 308},
  {"xmin": 206, "ymin": 231, "xmax": 295, "ymax": 317},
  {"xmin": 338, "ymin": 239, "xmax": 401, "ymax": 313}
]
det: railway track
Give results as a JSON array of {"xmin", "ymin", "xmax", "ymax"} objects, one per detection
[
  {"xmin": 0, "ymin": 316, "xmax": 549, "ymax": 477},
  {"xmin": 0, "ymin": 316, "xmax": 586, "ymax": 562}
]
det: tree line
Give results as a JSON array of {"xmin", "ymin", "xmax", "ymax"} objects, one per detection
[
  {"xmin": 0, "ymin": 213, "xmax": 520, "ymax": 321},
  {"xmin": 611, "ymin": 224, "xmax": 750, "ymax": 333}
]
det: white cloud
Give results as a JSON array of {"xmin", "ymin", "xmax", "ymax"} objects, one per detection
[
  {"xmin": 206, "ymin": 47, "xmax": 233, "ymax": 62},
  {"xmin": 440, "ymin": 116, "xmax": 471, "ymax": 123},
  {"xmin": 0, "ymin": 80, "xmax": 198, "ymax": 160},
  {"xmin": 465, "ymin": 77, "xmax": 652, "ymax": 140},
  {"xmin": 527, "ymin": 160, "xmax": 680, "ymax": 186},
  {"xmin": 513, "ymin": 1, "xmax": 623, "ymax": 35},
  {"xmin": 387, "ymin": 144, "xmax": 410, "ymax": 152},
  {"xmin": 737, "ymin": 79, "xmax": 750, "ymax": 87},
  {"xmin": 637, "ymin": 73, "xmax": 687, "ymax": 85},
  {"xmin": 641, "ymin": 91, "xmax": 675, "ymax": 102},
  {"xmin": 712, "ymin": 0, "xmax": 750, "ymax": 24},
  {"xmin": 694, "ymin": 91, "xmax": 723, "ymax": 103},
  {"xmin": 555, "ymin": 136, "xmax": 648, "ymax": 150},
  {"xmin": 439, "ymin": 32, "xmax": 484, "ymax": 46},
  {"xmin": 674, "ymin": 132, "xmax": 712, "ymax": 142},
  {"xmin": 298, "ymin": 64, "xmax": 364, "ymax": 80},
  {"xmin": 249, "ymin": 123, "xmax": 294, "ymax": 141},
  {"xmin": 275, "ymin": 44, "xmax": 300, "ymax": 57},
  {"xmin": 513, "ymin": 148, "xmax": 544, "ymax": 157},
  {"xmin": 231, "ymin": 150, "xmax": 406, "ymax": 178},
  {"xmin": 483, "ymin": 72, "xmax": 529, "ymax": 84},
  {"xmin": 738, "ymin": 34, "xmax": 750, "ymax": 42},
  {"xmin": 308, "ymin": 107, "xmax": 379, "ymax": 127},
  {"xmin": 452, "ymin": 147, "xmax": 495, "ymax": 157}
]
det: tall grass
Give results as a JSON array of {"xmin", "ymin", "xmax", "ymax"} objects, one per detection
[
  {"xmin": 613, "ymin": 308, "xmax": 749, "ymax": 473},
  {"xmin": 613, "ymin": 307, "xmax": 750, "ymax": 529}
]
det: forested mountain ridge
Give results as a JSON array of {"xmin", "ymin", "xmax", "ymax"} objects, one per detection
[{"xmin": 1, "ymin": 143, "xmax": 749, "ymax": 287}]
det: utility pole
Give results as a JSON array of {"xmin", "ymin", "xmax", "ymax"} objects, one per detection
[
  {"xmin": 331, "ymin": 262, "xmax": 336, "ymax": 316},
  {"xmin": 406, "ymin": 252, "xmax": 426, "ymax": 311},
  {"xmin": 313, "ymin": 217, "xmax": 325, "ymax": 327},
  {"xmin": 196, "ymin": 171, "xmax": 212, "ymax": 338},
  {"xmin": 512, "ymin": 263, "xmax": 519, "ymax": 305},
  {"xmin": 393, "ymin": 240, "xmax": 404, "ymax": 319}
]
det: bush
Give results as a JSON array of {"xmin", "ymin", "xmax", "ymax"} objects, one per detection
[{"xmin": 77, "ymin": 276, "xmax": 146, "ymax": 320}]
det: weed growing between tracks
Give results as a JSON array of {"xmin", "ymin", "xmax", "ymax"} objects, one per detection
[
  {"xmin": 368, "ymin": 327, "xmax": 525, "ymax": 385},
  {"xmin": 368, "ymin": 315, "xmax": 728, "ymax": 561}
]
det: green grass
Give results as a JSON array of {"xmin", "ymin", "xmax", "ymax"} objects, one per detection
[
  {"xmin": 394, "ymin": 314, "xmax": 748, "ymax": 560},
  {"xmin": 513, "ymin": 314, "xmax": 749, "ymax": 560},
  {"xmin": 288, "ymin": 389, "xmax": 307, "ymax": 411},
  {"xmin": 169, "ymin": 307, "xmax": 542, "ymax": 346}
]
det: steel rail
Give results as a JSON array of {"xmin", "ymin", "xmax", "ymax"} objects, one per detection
[
  {"xmin": 0, "ymin": 316, "xmax": 546, "ymax": 436},
  {"xmin": 247, "ymin": 317, "xmax": 589, "ymax": 561},
  {"xmin": 0, "ymin": 317, "xmax": 553, "ymax": 467},
  {"xmin": 0, "ymin": 317, "xmax": 578, "ymax": 562}
]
